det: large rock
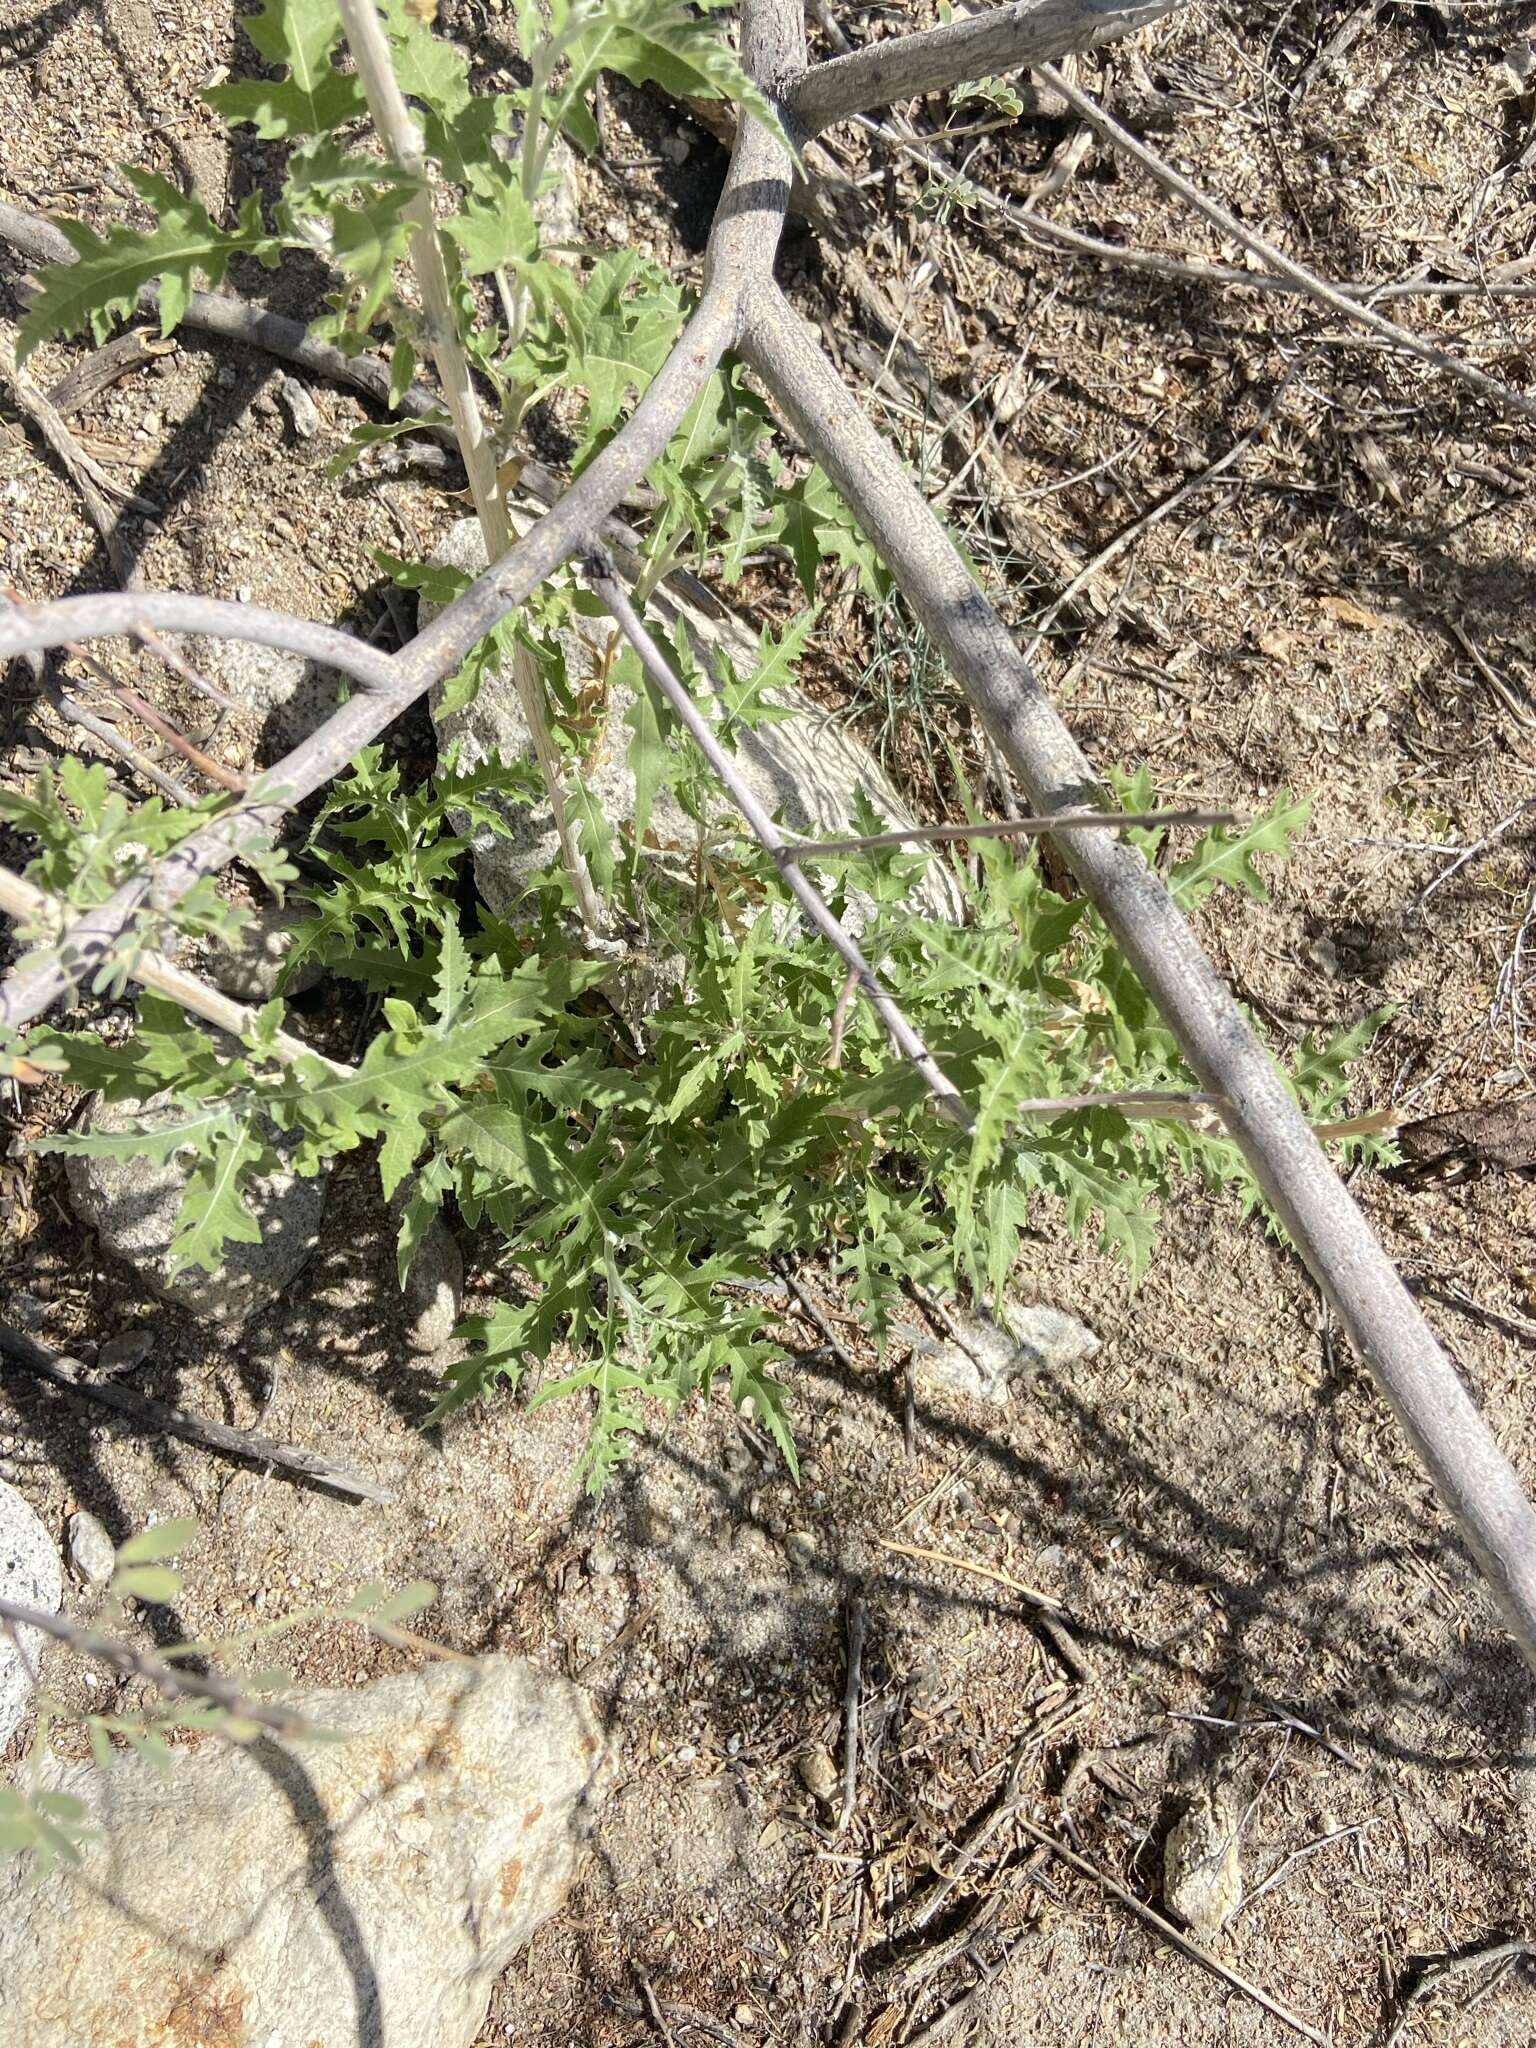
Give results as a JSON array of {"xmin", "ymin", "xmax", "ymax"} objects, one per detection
[
  {"xmin": 65, "ymin": 1093, "xmax": 329, "ymax": 1327},
  {"xmin": 202, "ymin": 900, "xmax": 325, "ymax": 1004},
  {"xmin": 909, "ymin": 1298, "xmax": 1100, "ymax": 1407},
  {"xmin": 0, "ymin": 1479, "xmax": 61, "ymax": 1749},
  {"xmin": 422, "ymin": 518, "xmax": 964, "ymax": 924},
  {"xmin": 0, "ymin": 1655, "xmax": 606, "ymax": 2048}
]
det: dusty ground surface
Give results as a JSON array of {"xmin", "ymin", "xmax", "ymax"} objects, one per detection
[{"xmin": 3, "ymin": 1, "xmax": 1536, "ymax": 2044}]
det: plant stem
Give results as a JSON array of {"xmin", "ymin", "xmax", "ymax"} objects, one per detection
[{"xmin": 336, "ymin": 0, "xmax": 607, "ymax": 934}]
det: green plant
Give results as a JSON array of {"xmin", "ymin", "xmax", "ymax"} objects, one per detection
[{"xmin": 3, "ymin": 0, "xmax": 1388, "ymax": 1489}]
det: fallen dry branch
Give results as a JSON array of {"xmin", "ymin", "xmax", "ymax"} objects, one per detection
[
  {"xmin": 0, "ymin": 0, "xmax": 1534, "ymax": 1681},
  {"xmin": 0, "ymin": 1324, "xmax": 391, "ymax": 1504}
]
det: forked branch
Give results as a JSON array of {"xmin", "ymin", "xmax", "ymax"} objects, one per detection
[
  {"xmin": 2, "ymin": 0, "xmax": 1535, "ymax": 1679},
  {"xmin": 789, "ymin": 0, "xmax": 1174, "ymax": 134}
]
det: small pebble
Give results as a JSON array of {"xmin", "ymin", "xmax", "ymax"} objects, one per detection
[
  {"xmin": 798, "ymin": 1742, "xmax": 838, "ymax": 1802},
  {"xmin": 66, "ymin": 1509, "xmax": 116, "ymax": 1588},
  {"xmin": 674, "ymin": 1744, "xmax": 696, "ymax": 1764},
  {"xmin": 98, "ymin": 1329, "xmax": 154, "ymax": 1376},
  {"xmin": 278, "ymin": 376, "xmax": 320, "ymax": 440},
  {"xmin": 784, "ymin": 1528, "xmax": 816, "ymax": 1568},
  {"xmin": 659, "ymin": 133, "xmax": 691, "ymax": 165}
]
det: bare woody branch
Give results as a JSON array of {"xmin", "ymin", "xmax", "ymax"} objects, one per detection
[
  {"xmin": 739, "ymin": 273, "xmax": 1536, "ymax": 1670},
  {"xmin": 789, "ymin": 0, "xmax": 1176, "ymax": 135},
  {"xmin": 582, "ymin": 546, "xmax": 973, "ymax": 1130},
  {"xmin": 0, "ymin": 285, "xmax": 743, "ymax": 1030}
]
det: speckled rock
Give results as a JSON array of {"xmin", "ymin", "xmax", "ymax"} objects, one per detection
[
  {"xmin": 421, "ymin": 519, "xmax": 964, "ymax": 925},
  {"xmin": 202, "ymin": 900, "xmax": 324, "ymax": 1004},
  {"xmin": 63, "ymin": 1510, "xmax": 116, "ymax": 1590},
  {"xmin": 0, "ymin": 1479, "xmax": 61, "ymax": 1747},
  {"xmin": 1163, "ymin": 1785, "xmax": 1244, "ymax": 1940},
  {"xmin": 402, "ymin": 1215, "xmax": 464, "ymax": 1358},
  {"xmin": 65, "ymin": 1093, "xmax": 330, "ymax": 1328},
  {"xmin": 0, "ymin": 1656, "xmax": 606, "ymax": 2048},
  {"xmin": 909, "ymin": 1299, "xmax": 1100, "ymax": 1407}
]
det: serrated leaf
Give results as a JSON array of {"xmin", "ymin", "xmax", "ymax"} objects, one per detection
[
  {"xmin": 18, "ymin": 175, "xmax": 278, "ymax": 359},
  {"xmin": 168, "ymin": 1120, "xmax": 268, "ymax": 1275},
  {"xmin": 1169, "ymin": 790, "xmax": 1311, "ymax": 907},
  {"xmin": 36, "ymin": 1104, "xmax": 244, "ymax": 1165},
  {"xmin": 557, "ymin": 0, "xmax": 794, "ymax": 164},
  {"xmin": 206, "ymin": 0, "xmax": 364, "ymax": 137}
]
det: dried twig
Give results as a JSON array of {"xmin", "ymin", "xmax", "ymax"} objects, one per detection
[
  {"xmin": 835, "ymin": 1592, "xmax": 866, "ymax": 1834},
  {"xmin": 1383, "ymin": 1940, "xmax": 1536, "ymax": 2048},
  {"xmin": 1014, "ymin": 1814, "xmax": 1332, "ymax": 2047},
  {"xmin": 0, "ymin": 1593, "xmax": 315, "ymax": 1736},
  {"xmin": 0, "ymin": 1324, "xmax": 390, "ymax": 1503},
  {"xmin": 876, "ymin": 1535, "xmax": 1064, "ymax": 1612},
  {"xmin": 780, "ymin": 806, "xmax": 1237, "ymax": 859},
  {"xmin": 1036, "ymin": 63, "xmax": 1536, "ymax": 426},
  {"xmin": 1, "ymin": 329, "xmax": 149, "ymax": 584}
]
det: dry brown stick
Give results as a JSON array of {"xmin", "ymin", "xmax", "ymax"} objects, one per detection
[
  {"xmin": 908, "ymin": 1731, "xmax": 1035, "ymax": 1931},
  {"xmin": 1, "ymin": 331, "xmax": 150, "ymax": 585},
  {"xmin": 46, "ymin": 678, "xmax": 197, "ymax": 805},
  {"xmin": 835, "ymin": 1592, "xmax": 867, "ymax": 1835},
  {"xmin": 64, "ymin": 639, "xmax": 248, "ymax": 791},
  {"xmin": 44, "ymin": 325, "xmax": 174, "ymax": 417},
  {"xmin": 0, "ymin": 1595, "xmax": 314, "ymax": 1737},
  {"xmin": 1383, "ymin": 1940, "xmax": 1536, "ymax": 2048},
  {"xmin": 133, "ymin": 621, "xmax": 244, "ymax": 714},
  {"xmin": 1014, "ymin": 1814, "xmax": 1332, "ymax": 2047},
  {"xmin": 0, "ymin": 1324, "xmax": 391, "ymax": 1504}
]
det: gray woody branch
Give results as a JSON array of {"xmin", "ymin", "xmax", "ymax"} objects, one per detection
[
  {"xmin": 789, "ymin": 0, "xmax": 1175, "ymax": 135},
  {"xmin": 3, "ymin": 0, "xmax": 1536, "ymax": 1675}
]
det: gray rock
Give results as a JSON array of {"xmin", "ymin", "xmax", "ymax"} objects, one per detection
[
  {"xmin": 403, "ymin": 1216, "xmax": 464, "ymax": 1358},
  {"xmin": 66, "ymin": 1092, "xmax": 330, "ymax": 1328},
  {"xmin": 277, "ymin": 374, "xmax": 320, "ymax": 440},
  {"xmin": 1163, "ymin": 1786, "xmax": 1243, "ymax": 1940},
  {"xmin": 0, "ymin": 1479, "xmax": 62, "ymax": 1747},
  {"xmin": 798, "ymin": 1742, "xmax": 838, "ymax": 1803},
  {"xmin": 421, "ymin": 519, "xmax": 963, "ymax": 926},
  {"xmin": 96, "ymin": 1328, "xmax": 154, "ymax": 1376},
  {"xmin": 0, "ymin": 1655, "xmax": 606, "ymax": 2048},
  {"xmin": 197, "ymin": 636, "xmax": 343, "ymax": 752},
  {"xmin": 203, "ymin": 900, "xmax": 325, "ymax": 1004},
  {"xmin": 64, "ymin": 1509, "xmax": 116, "ymax": 1589},
  {"xmin": 909, "ymin": 1298, "xmax": 1100, "ymax": 1407}
]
